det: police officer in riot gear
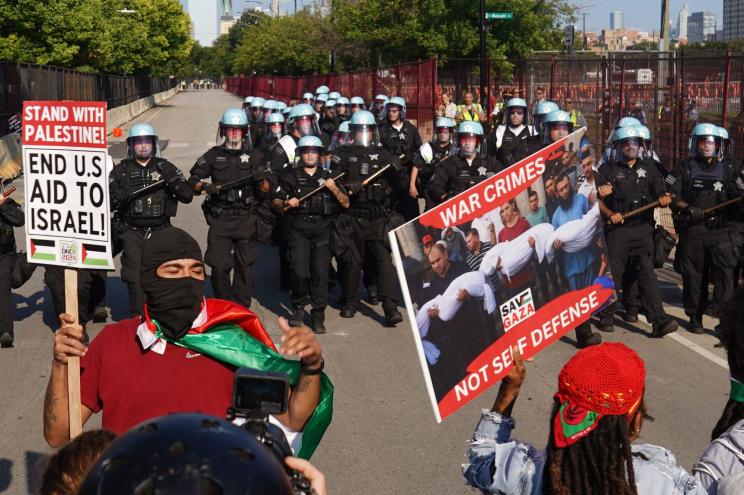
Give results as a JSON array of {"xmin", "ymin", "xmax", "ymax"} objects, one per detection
[
  {"xmin": 302, "ymin": 92, "xmax": 314, "ymax": 105},
  {"xmin": 188, "ymin": 108, "xmax": 267, "ymax": 308},
  {"xmin": 260, "ymin": 112, "xmax": 286, "ymax": 159},
  {"xmin": 718, "ymin": 126, "xmax": 744, "ymax": 288},
  {"xmin": 270, "ymin": 104, "xmax": 322, "ymax": 173},
  {"xmin": 333, "ymin": 110, "xmax": 403, "ymax": 326},
  {"xmin": 532, "ymin": 100, "xmax": 559, "ymax": 134},
  {"xmin": 242, "ymin": 96, "xmax": 253, "ymax": 116},
  {"xmin": 379, "ymin": 96, "xmax": 423, "ymax": 221},
  {"xmin": 273, "ymin": 136, "xmax": 349, "ymax": 333},
  {"xmin": 350, "ymin": 96, "xmax": 366, "ymax": 114},
  {"xmin": 669, "ymin": 123, "xmax": 744, "ymax": 333},
  {"xmin": 110, "ymin": 123, "xmax": 193, "ymax": 316},
  {"xmin": 0, "ymin": 185, "xmax": 24, "ymax": 347},
  {"xmin": 596, "ymin": 126, "xmax": 678, "ymax": 338},
  {"xmin": 370, "ymin": 94, "xmax": 389, "ymax": 121},
  {"xmin": 248, "ymin": 97, "xmax": 266, "ymax": 145},
  {"xmin": 410, "ymin": 117, "xmax": 454, "ymax": 209},
  {"xmin": 313, "ymin": 94, "xmax": 328, "ymax": 117},
  {"xmin": 427, "ymin": 121, "xmax": 498, "ymax": 203},
  {"xmin": 488, "ymin": 97, "xmax": 536, "ymax": 167}
]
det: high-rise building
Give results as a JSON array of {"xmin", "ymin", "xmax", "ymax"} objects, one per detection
[
  {"xmin": 687, "ymin": 11, "xmax": 717, "ymax": 44},
  {"xmin": 678, "ymin": 3, "xmax": 689, "ymax": 40},
  {"xmin": 610, "ymin": 11, "xmax": 624, "ymax": 30},
  {"xmin": 179, "ymin": 0, "xmax": 221, "ymax": 46},
  {"xmin": 724, "ymin": 0, "xmax": 744, "ymax": 41}
]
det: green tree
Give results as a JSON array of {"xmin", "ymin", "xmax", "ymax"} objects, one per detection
[{"xmin": 627, "ymin": 41, "xmax": 659, "ymax": 51}]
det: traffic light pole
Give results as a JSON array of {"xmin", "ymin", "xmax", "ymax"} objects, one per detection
[{"xmin": 480, "ymin": 0, "xmax": 487, "ymax": 110}]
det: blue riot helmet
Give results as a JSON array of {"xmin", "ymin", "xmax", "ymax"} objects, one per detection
[
  {"xmin": 370, "ymin": 94, "xmax": 389, "ymax": 116},
  {"xmin": 328, "ymin": 91, "xmax": 341, "ymax": 100},
  {"xmin": 248, "ymin": 96, "xmax": 266, "ymax": 123},
  {"xmin": 542, "ymin": 110, "xmax": 574, "ymax": 144},
  {"xmin": 335, "ymin": 96, "xmax": 350, "ymax": 117},
  {"xmin": 434, "ymin": 117, "xmax": 456, "ymax": 145},
  {"xmin": 126, "ymin": 123, "xmax": 158, "ymax": 159},
  {"xmin": 242, "ymin": 96, "xmax": 253, "ymax": 112},
  {"xmin": 275, "ymin": 100, "xmax": 287, "ymax": 112},
  {"xmin": 690, "ymin": 122, "xmax": 721, "ymax": 159},
  {"xmin": 265, "ymin": 112, "xmax": 286, "ymax": 139},
  {"xmin": 219, "ymin": 108, "xmax": 251, "ymax": 149},
  {"xmin": 297, "ymin": 135, "xmax": 324, "ymax": 167},
  {"xmin": 325, "ymin": 99, "xmax": 336, "ymax": 109},
  {"xmin": 315, "ymin": 85, "xmax": 330, "ymax": 96},
  {"xmin": 533, "ymin": 101, "xmax": 559, "ymax": 132},
  {"xmin": 612, "ymin": 126, "xmax": 642, "ymax": 162},
  {"xmin": 616, "ymin": 116, "xmax": 642, "ymax": 129},
  {"xmin": 330, "ymin": 120, "xmax": 351, "ymax": 152},
  {"xmin": 262, "ymin": 99, "xmax": 278, "ymax": 120},
  {"xmin": 384, "ymin": 96, "xmax": 407, "ymax": 121},
  {"xmin": 505, "ymin": 97, "xmax": 529, "ymax": 126},
  {"xmin": 313, "ymin": 93, "xmax": 328, "ymax": 112},
  {"xmin": 349, "ymin": 110, "xmax": 379, "ymax": 147},
  {"xmin": 455, "ymin": 121, "xmax": 484, "ymax": 158},
  {"xmin": 288, "ymin": 103, "xmax": 320, "ymax": 137},
  {"xmin": 350, "ymin": 96, "xmax": 366, "ymax": 114},
  {"xmin": 633, "ymin": 125, "xmax": 652, "ymax": 158},
  {"xmin": 302, "ymin": 92, "xmax": 314, "ymax": 104}
]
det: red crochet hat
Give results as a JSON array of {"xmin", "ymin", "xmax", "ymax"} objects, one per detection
[{"xmin": 553, "ymin": 343, "xmax": 646, "ymax": 447}]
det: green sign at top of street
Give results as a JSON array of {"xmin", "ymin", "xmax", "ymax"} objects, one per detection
[{"xmin": 485, "ymin": 12, "xmax": 513, "ymax": 20}]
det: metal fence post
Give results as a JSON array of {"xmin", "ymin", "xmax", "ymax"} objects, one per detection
[{"xmin": 722, "ymin": 50, "xmax": 732, "ymax": 128}]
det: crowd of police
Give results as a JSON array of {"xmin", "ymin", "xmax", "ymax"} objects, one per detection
[{"xmin": 1, "ymin": 86, "xmax": 743, "ymax": 347}]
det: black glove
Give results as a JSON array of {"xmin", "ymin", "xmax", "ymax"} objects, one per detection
[
  {"xmin": 203, "ymin": 182, "xmax": 220, "ymax": 195},
  {"xmin": 348, "ymin": 181, "xmax": 363, "ymax": 195},
  {"xmin": 684, "ymin": 205, "xmax": 705, "ymax": 223}
]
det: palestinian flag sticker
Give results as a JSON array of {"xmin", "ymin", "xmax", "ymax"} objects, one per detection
[
  {"xmin": 29, "ymin": 238, "xmax": 56, "ymax": 262},
  {"xmin": 82, "ymin": 243, "xmax": 109, "ymax": 266}
]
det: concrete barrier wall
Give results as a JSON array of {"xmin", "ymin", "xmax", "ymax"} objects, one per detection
[{"xmin": 106, "ymin": 87, "xmax": 179, "ymax": 134}]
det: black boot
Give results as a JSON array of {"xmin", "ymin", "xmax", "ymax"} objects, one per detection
[
  {"xmin": 598, "ymin": 316, "xmax": 615, "ymax": 332},
  {"xmin": 384, "ymin": 308, "xmax": 403, "ymax": 327},
  {"xmin": 622, "ymin": 306, "xmax": 639, "ymax": 323},
  {"xmin": 289, "ymin": 306, "xmax": 305, "ymax": 327},
  {"xmin": 0, "ymin": 331, "xmax": 13, "ymax": 348},
  {"xmin": 367, "ymin": 285, "xmax": 380, "ymax": 305},
  {"xmin": 340, "ymin": 304, "xmax": 357, "ymax": 318},
  {"xmin": 688, "ymin": 315, "xmax": 704, "ymax": 334},
  {"xmin": 651, "ymin": 318, "xmax": 678, "ymax": 338},
  {"xmin": 312, "ymin": 317, "xmax": 326, "ymax": 334}
]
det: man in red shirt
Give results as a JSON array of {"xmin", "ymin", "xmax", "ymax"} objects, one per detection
[
  {"xmin": 43, "ymin": 227, "xmax": 324, "ymax": 450},
  {"xmin": 497, "ymin": 199, "xmax": 536, "ymax": 298}
]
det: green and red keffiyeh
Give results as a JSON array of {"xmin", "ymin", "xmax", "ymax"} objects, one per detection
[{"xmin": 143, "ymin": 298, "xmax": 333, "ymax": 459}]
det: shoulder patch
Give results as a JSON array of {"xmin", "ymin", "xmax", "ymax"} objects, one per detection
[
  {"xmin": 665, "ymin": 174, "xmax": 677, "ymax": 186},
  {"xmin": 331, "ymin": 155, "xmax": 342, "ymax": 164}
]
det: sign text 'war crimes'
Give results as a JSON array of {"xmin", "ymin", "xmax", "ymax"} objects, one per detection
[
  {"xmin": 23, "ymin": 102, "xmax": 107, "ymax": 148},
  {"xmin": 26, "ymin": 149, "xmax": 108, "ymax": 239}
]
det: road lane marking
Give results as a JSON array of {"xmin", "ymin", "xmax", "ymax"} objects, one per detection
[{"xmin": 667, "ymin": 332, "xmax": 729, "ymax": 370}]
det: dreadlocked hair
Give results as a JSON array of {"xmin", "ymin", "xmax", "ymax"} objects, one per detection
[
  {"xmin": 711, "ymin": 286, "xmax": 744, "ymax": 440},
  {"xmin": 543, "ymin": 401, "xmax": 638, "ymax": 495}
]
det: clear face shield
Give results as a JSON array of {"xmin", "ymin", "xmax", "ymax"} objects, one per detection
[
  {"xmin": 694, "ymin": 135, "xmax": 719, "ymax": 159},
  {"xmin": 222, "ymin": 125, "xmax": 249, "ymax": 150},
  {"xmin": 456, "ymin": 134, "xmax": 481, "ymax": 158},
  {"xmin": 330, "ymin": 131, "xmax": 351, "ymax": 152},
  {"xmin": 544, "ymin": 122, "xmax": 571, "ymax": 145},
  {"xmin": 267, "ymin": 121, "xmax": 285, "ymax": 139},
  {"xmin": 387, "ymin": 104, "xmax": 404, "ymax": 122},
  {"xmin": 293, "ymin": 115, "xmax": 319, "ymax": 137},
  {"xmin": 351, "ymin": 124, "xmax": 378, "ymax": 147},
  {"xmin": 128, "ymin": 136, "xmax": 157, "ymax": 160},
  {"xmin": 335, "ymin": 104, "xmax": 348, "ymax": 117},
  {"xmin": 299, "ymin": 147, "xmax": 322, "ymax": 168},
  {"xmin": 250, "ymin": 107, "xmax": 263, "ymax": 123},
  {"xmin": 351, "ymin": 103, "xmax": 365, "ymax": 114},
  {"xmin": 533, "ymin": 113, "xmax": 547, "ymax": 132},
  {"xmin": 508, "ymin": 107, "xmax": 526, "ymax": 127},
  {"xmin": 615, "ymin": 137, "xmax": 641, "ymax": 162},
  {"xmin": 435, "ymin": 127, "xmax": 452, "ymax": 145}
]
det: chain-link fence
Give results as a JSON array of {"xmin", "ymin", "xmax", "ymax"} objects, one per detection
[
  {"xmin": 224, "ymin": 58, "xmax": 438, "ymax": 139},
  {"xmin": 0, "ymin": 61, "xmax": 177, "ymax": 137}
]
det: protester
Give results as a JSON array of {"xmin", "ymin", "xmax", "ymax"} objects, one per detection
[
  {"xmin": 43, "ymin": 227, "xmax": 328, "ymax": 457},
  {"xmin": 438, "ymin": 92, "xmax": 458, "ymax": 119},
  {"xmin": 456, "ymin": 92, "xmax": 487, "ymax": 124},
  {"xmin": 39, "ymin": 429, "xmax": 117, "ymax": 495},
  {"xmin": 463, "ymin": 343, "xmax": 707, "ymax": 494}
]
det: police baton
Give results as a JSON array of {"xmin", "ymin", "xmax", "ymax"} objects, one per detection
[
  {"xmin": 126, "ymin": 180, "xmax": 165, "ymax": 201},
  {"xmin": 349, "ymin": 164, "xmax": 392, "ymax": 196},
  {"xmin": 620, "ymin": 193, "xmax": 675, "ymax": 221},
  {"xmin": 703, "ymin": 196, "xmax": 744, "ymax": 215},
  {"xmin": 298, "ymin": 172, "xmax": 345, "ymax": 203}
]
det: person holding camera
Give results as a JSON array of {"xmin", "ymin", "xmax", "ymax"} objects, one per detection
[
  {"xmin": 455, "ymin": 92, "xmax": 487, "ymax": 125},
  {"xmin": 43, "ymin": 227, "xmax": 330, "ymax": 458}
]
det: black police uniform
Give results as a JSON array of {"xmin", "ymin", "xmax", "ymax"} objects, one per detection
[
  {"xmin": 597, "ymin": 158, "xmax": 676, "ymax": 336},
  {"xmin": 379, "ymin": 120, "xmax": 423, "ymax": 221},
  {"xmin": 189, "ymin": 145, "xmax": 266, "ymax": 309},
  {"xmin": 275, "ymin": 166, "xmax": 345, "ymax": 328},
  {"xmin": 0, "ymin": 198, "xmax": 24, "ymax": 345},
  {"xmin": 412, "ymin": 141, "xmax": 451, "ymax": 210},
  {"xmin": 333, "ymin": 145, "xmax": 402, "ymax": 324},
  {"xmin": 426, "ymin": 153, "xmax": 499, "ymax": 203},
  {"xmin": 670, "ymin": 156, "xmax": 744, "ymax": 323},
  {"xmin": 488, "ymin": 125, "xmax": 537, "ymax": 167},
  {"xmin": 110, "ymin": 157, "xmax": 193, "ymax": 315}
]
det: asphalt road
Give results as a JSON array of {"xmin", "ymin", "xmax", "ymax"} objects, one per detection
[{"xmin": 0, "ymin": 89, "xmax": 733, "ymax": 494}]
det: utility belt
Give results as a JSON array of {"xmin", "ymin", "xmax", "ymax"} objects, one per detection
[
  {"xmin": 291, "ymin": 214, "xmax": 329, "ymax": 224},
  {"xmin": 125, "ymin": 220, "xmax": 171, "ymax": 232},
  {"xmin": 208, "ymin": 206, "xmax": 254, "ymax": 218},
  {"xmin": 347, "ymin": 205, "xmax": 387, "ymax": 219}
]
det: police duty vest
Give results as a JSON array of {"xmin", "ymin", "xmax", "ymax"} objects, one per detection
[
  {"xmin": 210, "ymin": 149, "xmax": 256, "ymax": 209},
  {"xmin": 125, "ymin": 161, "xmax": 169, "ymax": 220},
  {"xmin": 289, "ymin": 168, "xmax": 338, "ymax": 217},
  {"xmin": 604, "ymin": 161, "xmax": 653, "ymax": 216},
  {"xmin": 347, "ymin": 149, "xmax": 389, "ymax": 205},
  {"xmin": 686, "ymin": 159, "xmax": 728, "ymax": 211},
  {"xmin": 451, "ymin": 156, "xmax": 491, "ymax": 195}
]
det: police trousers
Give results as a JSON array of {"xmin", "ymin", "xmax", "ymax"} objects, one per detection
[
  {"xmin": 602, "ymin": 222, "xmax": 665, "ymax": 323},
  {"xmin": 287, "ymin": 216, "xmax": 332, "ymax": 318},
  {"xmin": 0, "ymin": 253, "xmax": 14, "ymax": 335},
  {"xmin": 338, "ymin": 215, "xmax": 397, "ymax": 312},
  {"xmin": 205, "ymin": 212, "xmax": 258, "ymax": 308},
  {"xmin": 679, "ymin": 224, "xmax": 738, "ymax": 317}
]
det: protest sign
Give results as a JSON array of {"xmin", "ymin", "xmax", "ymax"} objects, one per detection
[
  {"xmin": 22, "ymin": 101, "xmax": 114, "ymax": 270},
  {"xmin": 389, "ymin": 128, "xmax": 617, "ymax": 422}
]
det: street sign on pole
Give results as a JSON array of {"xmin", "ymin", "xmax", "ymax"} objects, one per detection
[{"xmin": 485, "ymin": 12, "xmax": 513, "ymax": 20}]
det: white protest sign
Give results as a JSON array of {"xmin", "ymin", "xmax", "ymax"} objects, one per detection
[{"xmin": 22, "ymin": 101, "xmax": 114, "ymax": 269}]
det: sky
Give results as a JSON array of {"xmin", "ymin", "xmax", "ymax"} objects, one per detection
[{"xmin": 576, "ymin": 0, "xmax": 723, "ymax": 33}]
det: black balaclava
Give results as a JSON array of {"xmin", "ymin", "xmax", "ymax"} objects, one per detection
[{"xmin": 140, "ymin": 227, "xmax": 204, "ymax": 340}]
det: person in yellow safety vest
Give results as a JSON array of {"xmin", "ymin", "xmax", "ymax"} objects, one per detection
[
  {"xmin": 456, "ymin": 92, "xmax": 487, "ymax": 123},
  {"xmin": 563, "ymin": 97, "xmax": 588, "ymax": 129}
]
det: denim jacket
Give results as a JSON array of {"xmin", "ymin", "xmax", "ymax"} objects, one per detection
[{"xmin": 463, "ymin": 410, "xmax": 707, "ymax": 495}]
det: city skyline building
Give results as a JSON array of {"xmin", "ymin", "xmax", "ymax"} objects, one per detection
[
  {"xmin": 179, "ymin": 0, "xmax": 221, "ymax": 46},
  {"xmin": 610, "ymin": 11, "xmax": 624, "ymax": 30},
  {"xmin": 687, "ymin": 11, "xmax": 717, "ymax": 43},
  {"xmin": 724, "ymin": 0, "xmax": 744, "ymax": 41},
  {"xmin": 678, "ymin": 3, "xmax": 689, "ymax": 40}
]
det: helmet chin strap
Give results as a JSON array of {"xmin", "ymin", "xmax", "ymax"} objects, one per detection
[{"xmin": 225, "ymin": 138, "xmax": 242, "ymax": 150}]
